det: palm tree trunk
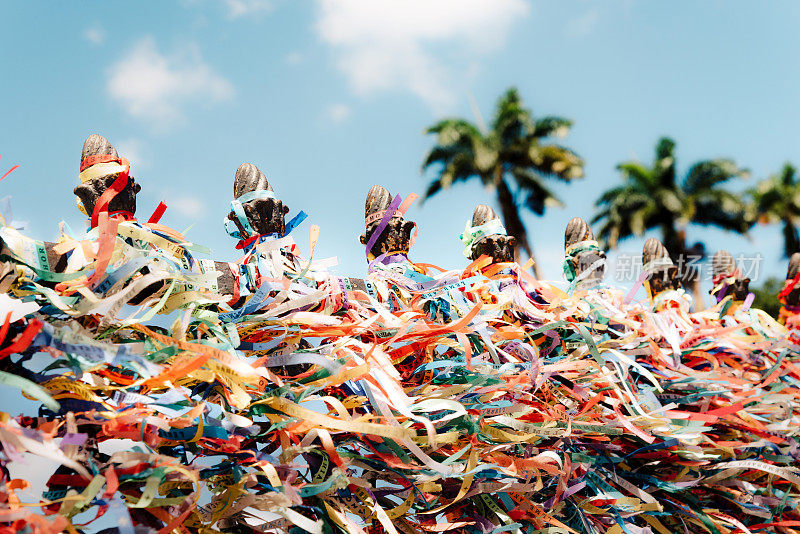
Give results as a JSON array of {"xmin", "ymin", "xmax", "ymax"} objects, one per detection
[
  {"xmin": 783, "ymin": 218, "xmax": 800, "ymax": 258},
  {"xmin": 495, "ymin": 175, "xmax": 540, "ymax": 278},
  {"xmin": 660, "ymin": 224, "xmax": 682, "ymax": 259},
  {"xmin": 661, "ymin": 225, "xmax": 703, "ymax": 309}
]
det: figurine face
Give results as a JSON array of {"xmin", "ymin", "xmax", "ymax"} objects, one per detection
[
  {"xmin": 360, "ymin": 218, "xmax": 416, "ymax": 257},
  {"xmin": 471, "ymin": 233, "xmax": 515, "ymax": 262},
  {"xmin": 647, "ymin": 267, "xmax": 681, "ymax": 296},
  {"xmin": 467, "ymin": 205, "xmax": 515, "ymax": 263},
  {"xmin": 710, "ymin": 251, "xmax": 750, "ymax": 302},
  {"xmin": 228, "ymin": 162, "xmax": 289, "ymax": 239},
  {"xmin": 73, "ymin": 174, "xmax": 142, "ymax": 216},
  {"xmin": 729, "ymin": 278, "xmax": 751, "ymax": 301},
  {"xmin": 572, "ymin": 250, "xmax": 606, "ymax": 281},
  {"xmin": 228, "ymin": 197, "xmax": 289, "ymax": 237},
  {"xmin": 361, "ymin": 185, "xmax": 416, "ymax": 258}
]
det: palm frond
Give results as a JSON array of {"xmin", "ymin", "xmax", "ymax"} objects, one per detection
[
  {"xmin": 595, "ymin": 185, "xmax": 631, "ymax": 206},
  {"xmin": 533, "ymin": 116, "xmax": 573, "ymax": 139},
  {"xmin": 421, "ymin": 145, "xmax": 471, "ymax": 170},
  {"xmin": 422, "ymin": 155, "xmax": 481, "ymax": 200},
  {"xmin": 423, "ymin": 178, "xmax": 445, "ymax": 201},
  {"xmin": 425, "ymin": 119, "xmax": 484, "ymax": 151},
  {"xmin": 492, "ymin": 88, "xmax": 535, "ymax": 149},
  {"xmin": 594, "ymin": 209, "xmax": 634, "ymax": 250},
  {"xmin": 511, "ymin": 169, "xmax": 563, "ymax": 215},
  {"xmin": 616, "ymin": 162, "xmax": 655, "ymax": 188},
  {"xmin": 528, "ymin": 144, "xmax": 584, "ymax": 181},
  {"xmin": 655, "ymin": 137, "xmax": 676, "ymax": 161},
  {"xmin": 781, "ymin": 163, "xmax": 797, "ymax": 187},
  {"xmin": 653, "ymin": 137, "xmax": 677, "ymax": 188},
  {"xmin": 692, "ymin": 198, "xmax": 750, "ymax": 232},
  {"xmin": 683, "ymin": 159, "xmax": 746, "ymax": 194},
  {"xmin": 653, "ymin": 189, "xmax": 685, "ymax": 216},
  {"xmin": 425, "ymin": 118, "xmax": 482, "ymax": 137}
]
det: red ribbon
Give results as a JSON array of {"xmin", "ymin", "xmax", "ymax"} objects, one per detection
[
  {"xmin": 80, "ymin": 154, "xmax": 122, "ymax": 172},
  {"xmin": 90, "ymin": 171, "xmax": 129, "ymax": 229},
  {"xmin": 80, "ymin": 155, "xmax": 131, "ymax": 228},
  {"xmin": 148, "ymin": 201, "xmax": 168, "ymax": 224},
  {"xmin": 0, "ymin": 319, "xmax": 43, "ymax": 359},
  {"xmin": 0, "ymin": 154, "xmax": 19, "ymax": 183},
  {"xmin": 0, "ymin": 165, "xmax": 19, "ymax": 183},
  {"xmin": 108, "ymin": 210, "xmax": 135, "ymax": 221},
  {"xmin": 712, "ymin": 268, "xmax": 741, "ymax": 288},
  {"xmin": 236, "ymin": 234, "xmax": 261, "ymax": 250},
  {"xmin": 778, "ymin": 271, "xmax": 800, "ymax": 302}
]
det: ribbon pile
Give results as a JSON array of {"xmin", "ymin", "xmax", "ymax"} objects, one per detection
[{"xmin": 1, "ymin": 203, "xmax": 800, "ymax": 534}]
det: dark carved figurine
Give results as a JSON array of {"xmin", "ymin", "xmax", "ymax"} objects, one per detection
[
  {"xmin": 227, "ymin": 163, "xmax": 289, "ymax": 238},
  {"xmin": 360, "ymin": 185, "xmax": 415, "ymax": 260},
  {"xmin": 74, "ymin": 134, "xmax": 142, "ymax": 218},
  {"xmin": 710, "ymin": 250, "xmax": 750, "ymax": 303},
  {"xmin": 564, "ymin": 217, "xmax": 606, "ymax": 285},
  {"xmin": 643, "ymin": 238, "xmax": 681, "ymax": 299},
  {"xmin": 468, "ymin": 205, "xmax": 515, "ymax": 263}
]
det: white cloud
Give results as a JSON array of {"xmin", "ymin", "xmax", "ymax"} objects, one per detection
[
  {"xmin": 107, "ymin": 37, "xmax": 234, "ymax": 129},
  {"xmin": 157, "ymin": 192, "xmax": 206, "ymax": 218},
  {"xmin": 565, "ymin": 8, "xmax": 600, "ymax": 38},
  {"xmin": 115, "ymin": 138, "xmax": 147, "ymax": 169},
  {"xmin": 169, "ymin": 196, "xmax": 206, "ymax": 217},
  {"xmin": 223, "ymin": 0, "xmax": 272, "ymax": 19},
  {"xmin": 152, "ymin": 186, "xmax": 206, "ymax": 218},
  {"xmin": 326, "ymin": 103, "xmax": 351, "ymax": 122},
  {"xmin": 83, "ymin": 27, "xmax": 105, "ymax": 45},
  {"xmin": 315, "ymin": 0, "xmax": 529, "ymax": 111},
  {"xmin": 285, "ymin": 51, "xmax": 304, "ymax": 65}
]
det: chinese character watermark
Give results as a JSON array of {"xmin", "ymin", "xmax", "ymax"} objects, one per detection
[{"xmin": 609, "ymin": 253, "xmax": 763, "ymax": 283}]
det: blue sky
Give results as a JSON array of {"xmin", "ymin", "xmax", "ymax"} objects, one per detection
[{"xmin": 1, "ymin": 0, "xmax": 799, "ymax": 294}]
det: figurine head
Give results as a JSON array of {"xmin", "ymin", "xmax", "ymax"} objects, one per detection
[
  {"xmin": 564, "ymin": 217, "xmax": 605, "ymax": 284},
  {"xmin": 710, "ymin": 250, "xmax": 750, "ymax": 302},
  {"xmin": 462, "ymin": 204, "xmax": 515, "ymax": 263},
  {"xmin": 73, "ymin": 134, "xmax": 141, "ymax": 219},
  {"xmin": 643, "ymin": 238, "xmax": 681, "ymax": 298},
  {"xmin": 360, "ymin": 185, "xmax": 415, "ymax": 260},
  {"xmin": 226, "ymin": 163, "xmax": 289, "ymax": 239}
]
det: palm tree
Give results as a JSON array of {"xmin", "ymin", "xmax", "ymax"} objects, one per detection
[
  {"xmin": 421, "ymin": 88, "xmax": 584, "ymax": 277},
  {"xmin": 750, "ymin": 163, "xmax": 800, "ymax": 257},
  {"xmin": 593, "ymin": 137, "xmax": 750, "ymax": 303}
]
